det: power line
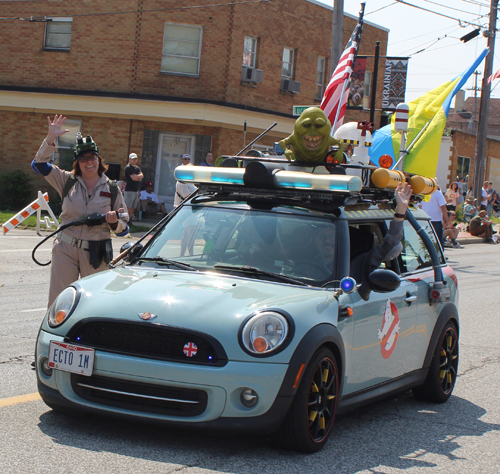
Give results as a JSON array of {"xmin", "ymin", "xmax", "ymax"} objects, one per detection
[
  {"xmin": 365, "ymin": 2, "xmax": 397, "ymax": 15},
  {"xmin": 421, "ymin": 0, "xmax": 483, "ymax": 15},
  {"xmin": 0, "ymin": 0, "xmax": 273, "ymax": 21},
  {"xmin": 459, "ymin": 0, "xmax": 490, "ymax": 8},
  {"xmin": 394, "ymin": 0, "xmax": 485, "ymax": 27}
]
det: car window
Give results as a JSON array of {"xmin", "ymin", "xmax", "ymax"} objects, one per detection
[
  {"xmin": 399, "ymin": 220, "xmax": 444, "ymax": 274},
  {"xmin": 140, "ymin": 205, "xmax": 337, "ymax": 286}
]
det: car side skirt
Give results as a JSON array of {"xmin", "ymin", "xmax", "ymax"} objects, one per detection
[{"xmin": 336, "ymin": 369, "xmax": 428, "ymax": 415}]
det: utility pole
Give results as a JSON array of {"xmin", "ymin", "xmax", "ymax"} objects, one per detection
[
  {"xmin": 466, "ymin": 70, "xmax": 481, "ymax": 132},
  {"xmin": 330, "ymin": 0, "xmax": 344, "ymax": 76},
  {"xmin": 473, "ymin": 0, "xmax": 498, "ymax": 198}
]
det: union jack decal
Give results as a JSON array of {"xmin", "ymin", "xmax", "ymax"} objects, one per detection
[{"xmin": 183, "ymin": 342, "xmax": 198, "ymax": 357}]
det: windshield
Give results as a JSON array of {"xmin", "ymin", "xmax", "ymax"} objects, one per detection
[{"xmin": 139, "ymin": 204, "xmax": 337, "ymax": 286}]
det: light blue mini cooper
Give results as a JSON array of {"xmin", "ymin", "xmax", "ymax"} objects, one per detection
[{"xmin": 36, "ymin": 160, "xmax": 459, "ymax": 453}]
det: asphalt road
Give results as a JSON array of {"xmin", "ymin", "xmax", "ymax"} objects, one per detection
[{"xmin": 1, "ymin": 229, "xmax": 499, "ymax": 474}]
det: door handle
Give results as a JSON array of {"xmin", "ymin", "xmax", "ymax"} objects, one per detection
[{"xmin": 404, "ymin": 294, "xmax": 417, "ymax": 303}]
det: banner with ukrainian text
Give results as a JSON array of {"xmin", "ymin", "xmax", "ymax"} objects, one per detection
[{"xmin": 382, "ymin": 57, "xmax": 409, "ymax": 111}]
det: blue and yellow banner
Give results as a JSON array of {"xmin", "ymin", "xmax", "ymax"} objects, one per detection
[{"xmin": 370, "ymin": 49, "xmax": 489, "ymax": 177}]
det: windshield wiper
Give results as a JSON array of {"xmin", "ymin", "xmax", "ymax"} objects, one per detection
[
  {"xmin": 136, "ymin": 257, "xmax": 198, "ymax": 271},
  {"xmin": 213, "ymin": 264, "xmax": 308, "ymax": 286}
]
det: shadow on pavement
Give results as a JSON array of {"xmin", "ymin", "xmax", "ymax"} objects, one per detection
[{"xmin": 37, "ymin": 391, "xmax": 500, "ymax": 473}]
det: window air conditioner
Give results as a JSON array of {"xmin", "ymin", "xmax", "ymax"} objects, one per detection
[
  {"xmin": 241, "ymin": 67, "xmax": 264, "ymax": 83},
  {"xmin": 281, "ymin": 78, "xmax": 301, "ymax": 93}
]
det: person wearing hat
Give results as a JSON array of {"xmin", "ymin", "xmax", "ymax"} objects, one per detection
[
  {"xmin": 139, "ymin": 181, "xmax": 166, "ymax": 217},
  {"xmin": 31, "ymin": 114, "xmax": 129, "ymax": 307},
  {"xmin": 174, "ymin": 155, "xmax": 197, "ymax": 208},
  {"xmin": 470, "ymin": 209, "xmax": 497, "ymax": 244},
  {"xmin": 463, "ymin": 195, "xmax": 478, "ymax": 226},
  {"xmin": 124, "ymin": 152, "xmax": 143, "ymax": 220}
]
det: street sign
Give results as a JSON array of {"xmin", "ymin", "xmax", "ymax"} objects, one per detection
[{"xmin": 292, "ymin": 105, "xmax": 318, "ymax": 116}]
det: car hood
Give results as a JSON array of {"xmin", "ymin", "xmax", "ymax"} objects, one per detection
[{"xmin": 47, "ymin": 267, "xmax": 339, "ymax": 361}]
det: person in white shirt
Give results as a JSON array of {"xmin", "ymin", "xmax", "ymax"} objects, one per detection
[
  {"xmin": 140, "ymin": 182, "xmax": 166, "ymax": 216},
  {"xmin": 174, "ymin": 155, "xmax": 197, "ymax": 207},
  {"xmin": 420, "ymin": 186, "xmax": 451, "ymax": 249},
  {"xmin": 481, "ymin": 181, "xmax": 489, "ymax": 211}
]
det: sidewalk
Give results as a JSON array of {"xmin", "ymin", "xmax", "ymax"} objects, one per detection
[{"xmin": 456, "ymin": 224, "xmax": 500, "ymax": 245}]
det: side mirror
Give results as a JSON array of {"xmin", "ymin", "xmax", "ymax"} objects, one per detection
[
  {"xmin": 357, "ymin": 269, "xmax": 401, "ymax": 301},
  {"xmin": 119, "ymin": 241, "xmax": 143, "ymax": 263}
]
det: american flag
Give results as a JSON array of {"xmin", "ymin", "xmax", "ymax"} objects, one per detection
[
  {"xmin": 320, "ymin": 11, "xmax": 364, "ymax": 132},
  {"xmin": 487, "ymin": 68, "xmax": 500, "ymax": 85}
]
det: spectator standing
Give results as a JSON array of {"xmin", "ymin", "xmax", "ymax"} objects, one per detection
[
  {"xmin": 140, "ymin": 182, "xmax": 167, "ymax": 217},
  {"xmin": 480, "ymin": 181, "xmax": 489, "ymax": 211},
  {"xmin": 487, "ymin": 182, "xmax": 497, "ymax": 217},
  {"xmin": 124, "ymin": 153, "xmax": 143, "ymax": 220},
  {"xmin": 420, "ymin": 186, "xmax": 451, "ymax": 250},
  {"xmin": 174, "ymin": 158, "xmax": 198, "ymax": 256},
  {"xmin": 174, "ymin": 156, "xmax": 197, "ymax": 208},
  {"xmin": 199, "ymin": 151, "xmax": 214, "ymax": 167},
  {"xmin": 445, "ymin": 182, "xmax": 460, "ymax": 211},
  {"xmin": 458, "ymin": 177, "xmax": 467, "ymax": 203},
  {"xmin": 470, "ymin": 209, "xmax": 497, "ymax": 244}
]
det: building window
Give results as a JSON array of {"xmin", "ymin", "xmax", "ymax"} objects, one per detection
[
  {"xmin": 282, "ymin": 47, "xmax": 294, "ymax": 78},
  {"xmin": 457, "ymin": 156, "xmax": 471, "ymax": 180},
  {"xmin": 363, "ymin": 71, "xmax": 372, "ymax": 109},
  {"xmin": 315, "ymin": 57, "xmax": 326, "ymax": 101},
  {"xmin": 44, "ymin": 17, "xmax": 72, "ymax": 50},
  {"xmin": 162, "ymin": 23, "xmax": 203, "ymax": 76},
  {"xmin": 53, "ymin": 120, "xmax": 81, "ymax": 171},
  {"xmin": 243, "ymin": 36, "xmax": 257, "ymax": 68}
]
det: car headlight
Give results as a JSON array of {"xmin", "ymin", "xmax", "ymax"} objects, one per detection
[
  {"xmin": 47, "ymin": 286, "xmax": 78, "ymax": 328},
  {"xmin": 240, "ymin": 311, "xmax": 290, "ymax": 355}
]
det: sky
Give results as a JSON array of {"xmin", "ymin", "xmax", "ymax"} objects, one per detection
[{"xmin": 315, "ymin": 0, "xmax": 498, "ymax": 105}]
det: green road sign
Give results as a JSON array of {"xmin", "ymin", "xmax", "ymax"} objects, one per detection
[{"xmin": 292, "ymin": 105, "xmax": 318, "ymax": 116}]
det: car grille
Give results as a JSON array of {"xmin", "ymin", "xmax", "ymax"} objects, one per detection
[
  {"xmin": 67, "ymin": 319, "xmax": 227, "ymax": 366},
  {"xmin": 72, "ymin": 374, "xmax": 207, "ymax": 417}
]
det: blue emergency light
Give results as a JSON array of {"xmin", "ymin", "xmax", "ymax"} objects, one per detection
[{"xmin": 174, "ymin": 165, "xmax": 363, "ymax": 193}]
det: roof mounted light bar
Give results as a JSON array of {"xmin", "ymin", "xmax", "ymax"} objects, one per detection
[{"xmin": 174, "ymin": 163, "xmax": 363, "ymax": 194}]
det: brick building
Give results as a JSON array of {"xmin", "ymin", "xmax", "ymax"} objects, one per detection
[{"xmin": 0, "ymin": 0, "xmax": 389, "ymax": 208}]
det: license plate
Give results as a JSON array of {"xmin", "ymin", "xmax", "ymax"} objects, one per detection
[{"xmin": 48, "ymin": 341, "xmax": 95, "ymax": 377}]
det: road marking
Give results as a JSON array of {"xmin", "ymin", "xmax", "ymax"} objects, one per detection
[
  {"xmin": 0, "ymin": 392, "xmax": 41, "ymax": 407},
  {"xmin": 0, "ymin": 249, "xmax": 51, "ymax": 253},
  {"xmin": 20, "ymin": 308, "xmax": 47, "ymax": 313}
]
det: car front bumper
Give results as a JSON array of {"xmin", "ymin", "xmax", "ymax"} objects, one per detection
[{"xmin": 36, "ymin": 329, "xmax": 292, "ymax": 433}]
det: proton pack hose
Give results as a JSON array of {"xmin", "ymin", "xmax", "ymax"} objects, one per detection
[{"xmin": 31, "ymin": 213, "xmax": 119, "ymax": 267}]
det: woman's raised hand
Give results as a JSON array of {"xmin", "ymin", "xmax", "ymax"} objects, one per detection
[{"xmin": 46, "ymin": 115, "xmax": 70, "ymax": 146}]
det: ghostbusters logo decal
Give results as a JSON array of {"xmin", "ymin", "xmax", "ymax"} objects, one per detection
[{"xmin": 377, "ymin": 298, "xmax": 400, "ymax": 359}]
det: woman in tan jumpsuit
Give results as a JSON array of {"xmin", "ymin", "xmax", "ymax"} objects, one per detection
[{"xmin": 32, "ymin": 115, "xmax": 129, "ymax": 307}]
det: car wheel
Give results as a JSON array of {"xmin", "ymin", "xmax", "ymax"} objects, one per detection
[
  {"xmin": 275, "ymin": 347, "xmax": 338, "ymax": 453},
  {"xmin": 413, "ymin": 321, "xmax": 459, "ymax": 403}
]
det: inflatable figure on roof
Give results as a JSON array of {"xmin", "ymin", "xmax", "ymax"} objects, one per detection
[{"xmin": 278, "ymin": 107, "xmax": 344, "ymax": 163}]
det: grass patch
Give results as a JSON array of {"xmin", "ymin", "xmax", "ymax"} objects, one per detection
[
  {"xmin": 129, "ymin": 224, "xmax": 152, "ymax": 234},
  {"xmin": 0, "ymin": 211, "xmax": 41, "ymax": 229}
]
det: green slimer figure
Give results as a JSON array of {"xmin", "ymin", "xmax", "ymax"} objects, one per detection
[{"xmin": 278, "ymin": 107, "xmax": 344, "ymax": 163}]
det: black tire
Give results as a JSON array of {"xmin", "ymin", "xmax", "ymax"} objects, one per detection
[
  {"xmin": 275, "ymin": 347, "xmax": 338, "ymax": 453},
  {"xmin": 413, "ymin": 321, "xmax": 459, "ymax": 403}
]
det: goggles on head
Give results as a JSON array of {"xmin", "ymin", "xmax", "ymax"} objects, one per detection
[{"xmin": 73, "ymin": 132, "xmax": 99, "ymax": 161}]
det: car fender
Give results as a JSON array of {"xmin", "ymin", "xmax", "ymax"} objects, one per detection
[
  {"xmin": 276, "ymin": 323, "xmax": 345, "ymax": 398},
  {"xmin": 422, "ymin": 302, "xmax": 459, "ymax": 369}
]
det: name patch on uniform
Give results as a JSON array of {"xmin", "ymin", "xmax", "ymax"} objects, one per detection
[{"xmin": 100, "ymin": 191, "xmax": 112, "ymax": 198}]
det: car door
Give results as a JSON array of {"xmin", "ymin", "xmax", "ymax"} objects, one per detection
[
  {"xmin": 341, "ymin": 221, "xmax": 419, "ymax": 396},
  {"xmin": 397, "ymin": 218, "xmax": 447, "ymax": 367}
]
